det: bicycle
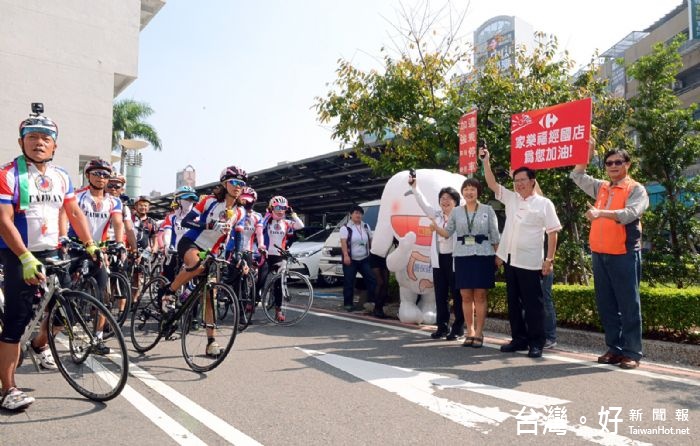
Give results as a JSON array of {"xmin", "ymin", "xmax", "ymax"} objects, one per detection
[
  {"xmin": 222, "ymin": 252, "xmax": 262, "ymax": 332},
  {"xmin": 65, "ymin": 241, "xmax": 131, "ymax": 328},
  {"xmin": 259, "ymin": 244, "xmax": 314, "ymax": 326},
  {"xmin": 17, "ymin": 257, "xmax": 129, "ymax": 401},
  {"xmin": 130, "ymin": 250, "xmax": 239, "ymax": 373}
]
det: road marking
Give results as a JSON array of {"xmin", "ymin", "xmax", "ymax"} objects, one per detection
[
  {"xmin": 299, "ymin": 348, "xmax": 651, "ymax": 445},
  {"xmin": 129, "ymin": 362, "xmax": 263, "ymax": 446},
  {"xmin": 54, "ymin": 335, "xmax": 206, "ymax": 445},
  {"xmin": 307, "ymin": 309, "xmax": 700, "ymax": 386}
]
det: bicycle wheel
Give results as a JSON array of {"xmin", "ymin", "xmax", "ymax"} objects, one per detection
[
  {"xmin": 262, "ymin": 271, "xmax": 314, "ymax": 326},
  {"xmin": 130, "ymin": 276, "xmax": 168, "ymax": 352},
  {"xmin": 105, "ymin": 272, "xmax": 131, "ymax": 327},
  {"xmin": 181, "ymin": 282, "xmax": 238, "ymax": 372},
  {"xmin": 47, "ymin": 291, "xmax": 128, "ymax": 401},
  {"xmin": 237, "ymin": 273, "xmax": 256, "ymax": 332}
]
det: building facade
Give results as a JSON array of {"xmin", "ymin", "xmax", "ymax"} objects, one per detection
[
  {"xmin": 0, "ymin": 0, "xmax": 164, "ymax": 183},
  {"xmin": 473, "ymin": 15, "xmax": 534, "ymax": 72}
]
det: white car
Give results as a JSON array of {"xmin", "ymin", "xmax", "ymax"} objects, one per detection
[{"xmin": 288, "ymin": 228, "xmax": 339, "ymax": 286}]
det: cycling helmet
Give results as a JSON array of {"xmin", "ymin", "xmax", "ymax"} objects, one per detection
[
  {"xmin": 109, "ymin": 172, "xmax": 126, "ymax": 185},
  {"xmin": 269, "ymin": 195, "xmax": 288, "ymax": 209},
  {"xmin": 84, "ymin": 158, "xmax": 113, "ymax": 176},
  {"xmin": 219, "ymin": 165, "xmax": 247, "ymax": 183},
  {"xmin": 19, "ymin": 115, "xmax": 59, "ymax": 141},
  {"xmin": 135, "ymin": 195, "xmax": 152, "ymax": 204},
  {"xmin": 239, "ymin": 186, "xmax": 258, "ymax": 203},
  {"xmin": 175, "ymin": 185, "xmax": 198, "ymax": 201}
]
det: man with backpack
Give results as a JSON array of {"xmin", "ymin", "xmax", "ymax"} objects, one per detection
[{"xmin": 340, "ymin": 205, "xmax": 383, "ymax": 318}]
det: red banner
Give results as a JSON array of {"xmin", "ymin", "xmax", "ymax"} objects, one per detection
[
  {"xmin": 510, "ymin": 98, "xmax": 592, "ymax": 170},
  {"xmin": 458, "ymin": 110, "xmax": 478, "ymax": 175}
]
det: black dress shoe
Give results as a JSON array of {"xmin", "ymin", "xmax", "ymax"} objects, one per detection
[
  {"xmin": 430, "ymin": 331, "xmax": 448, "ymax": 339},
  {"xmin": 500, "ymin": 342, "xmax": 528, "ymax": 353},
  {"xmin": 372, "ymin": 309, "xmax": 388, "ymax": 319},
  {"xmin": 446, "ymin": 333, "xmax": 464, "ymax": 341},
  {"xmin": 527, "ymin": 346, "xmax": 543, "ymax": 358}
]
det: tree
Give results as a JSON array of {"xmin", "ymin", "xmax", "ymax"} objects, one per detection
[
  {"xmin": 112, "ymin": 99, "xmax": 162, "ymax": 174},
  {"xmin": 626, "ymin": 36, "xmax": 700, "ymax": 287},
  {"xmin": 463, "ymin": 34, "xmax": 630, "ymax": 284},
  {"xmin": 314, "ymin": 3, "xmax": 470, "ymax": 174}
]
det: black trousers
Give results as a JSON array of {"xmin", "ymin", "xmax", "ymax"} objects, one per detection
[
  {"xmin": 504, "ymin": 262, "xmax": 545, "ymax": 348},
  {"xmin": 433, "ymin": 253, "xmax": 463, "ymax": 335}
]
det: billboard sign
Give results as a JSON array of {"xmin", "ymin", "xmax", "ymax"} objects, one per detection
[
  {"xmin": 458, "ymin": 110, "xmax": 478, "ymax": 175},
  {"xmin": 690, "ymin": 0, "xmax": 700, "ymax": 40},
  {"xmin": 510, "ymin": 98, "xmax": 592, "ymax": 170}
]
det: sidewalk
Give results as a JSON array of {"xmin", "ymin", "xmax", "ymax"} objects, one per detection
[{"xmin": 312, "ymin": 288, "xmax": 700, "ymax": 369}]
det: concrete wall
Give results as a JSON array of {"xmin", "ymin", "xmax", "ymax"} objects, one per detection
[{"xmin": 0, "ymin": 0, "xmax": 161, "ymax": 184}]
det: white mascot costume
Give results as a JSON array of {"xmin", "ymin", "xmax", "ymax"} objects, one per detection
[{"xmin": 371, "ymin": 169, "xmax": 466, "ymax": 324}]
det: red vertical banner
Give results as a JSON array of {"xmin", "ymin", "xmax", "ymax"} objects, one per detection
[
  {"xmin": 458, "ymin": 110, "xmax": 478, "ymax": 175},
  {"xmin": 510, "ymin": 98, "xmax": 592, "ymax": 170}
]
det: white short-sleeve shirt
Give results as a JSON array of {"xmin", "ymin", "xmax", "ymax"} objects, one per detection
[{"xmin": 495, "ymin": 185, "xmax": 561, "ymax": 270}]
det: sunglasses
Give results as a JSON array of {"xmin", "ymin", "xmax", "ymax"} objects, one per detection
[
  {"xmin": 107, "ymin": 183, "xmax": 122, "ymax": 189},
  {"xmin": 227, "ymin": 179, "xmax": 246, "ymax": 187},
  {"xmin": 272, "ymin": 205, "xmax": 288, "ymax": 211},
  {"xmin": 90, "ymin": 171, "xmax": 111, "ymax": 178},
  {"xmin": 605, "ymin": 160, "xmax": 626, "ymax": 167}
]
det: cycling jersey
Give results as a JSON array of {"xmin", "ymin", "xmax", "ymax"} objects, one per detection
[
  {"xmin": 68, "ymin": 187, "xmax": 122, "ymax": 242},
  {"xmin": 106, "ymin": 201, "xmax": 130, "ymax": 242},
  {"xmin": 261, "ymin": 213, "xmax": 304, "ymax": 256},
  {"xmin": 240, "ymin": 210, "xmax": 263, "ymax": 252},
  {"xmin": 182, "ymin": 195, "xmax": 246, "ymax": 252},
  {"xmin": 160, "ymin": 208, "xmax": 190, "ymax": 251},
  {"xmin": 0, "ymin": 158, "xmax": 75, "ymax": 251}
]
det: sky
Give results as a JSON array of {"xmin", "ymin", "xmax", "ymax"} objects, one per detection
[{"xmin": 120, "ymin": 0, "xmax": 684, "ymax": 195}]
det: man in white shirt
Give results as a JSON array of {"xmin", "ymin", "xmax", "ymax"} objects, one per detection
[{"xmin": 481, "ymin": 148, "xmax": 561, "ymax": 358}]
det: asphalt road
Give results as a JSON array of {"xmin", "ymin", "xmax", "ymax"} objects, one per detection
[{"xmin": 2, "ymin": 304, "xmax": 698, "ymax": 446}]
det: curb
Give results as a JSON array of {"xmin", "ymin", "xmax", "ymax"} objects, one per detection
[
  {"xmin": 482, "ymin": 319, "xmax": 700, "ymax": 368},
  {"xmin": 311, "ymin": 294, "xmax": 700, "ymax": 368}
]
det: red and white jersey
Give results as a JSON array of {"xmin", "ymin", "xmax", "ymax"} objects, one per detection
[
  {"xmin": 183, "ymin": 195, "xmax": 246, "ymax": 252},
  {"xmin": 70, "ymin": 188, "xmax": 122, "ymax": 242},
  {"xmin": 107, "ymin": 200, "xmax": 130, "ymax": 241},
  {"xmin": 0, "ymin": 159, "xmax": 75, "ymax": 251},
  {"xmin": 240, "ymin": 210, "xmax": 263, "ymax": 252},
  {"xmin": 262, "ymin": 214, "xmax": 304, "ymax": 256}
]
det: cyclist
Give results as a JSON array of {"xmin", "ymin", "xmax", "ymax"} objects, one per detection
[
  {"xmin": 65, "ymin": 158, "xmax": 125, "ymax": 352},
  {"xmin": 0, "ymin": 105, "xmax": 97, "ymax": 411},
  {"xmin": 260, "ymin": 195, "xmax": 304, "ymax": 322},
  {"xmin": 106, "ymin": 172, "xmax": 137, "ymax": 251},
  {"xmin": 130, "ymin": 196, "xmax": 157, "ymax": 306},
  {"xmin": 158, "ymin": 166, "xmax": 247, "ymax": 356},
  {"xmin": 160, "ymin": 186, "xmax": 198, "ymax": 282},
  {"xmin": 223, "ymin": 186, "xmax": 264, "ymax": 318}
]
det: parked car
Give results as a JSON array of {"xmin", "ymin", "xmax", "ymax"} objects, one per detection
[
  {"xmin": 288, "ymin": 228, "xmax": 337, "ymax": 286},
  {"xmin": 317, "ymin": 200, "xmax": 380, "ymax": 282}
]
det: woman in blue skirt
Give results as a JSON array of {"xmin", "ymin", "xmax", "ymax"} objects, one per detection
[{"xmin": 433, "ymin": 178, "xmax": 500, "ymax": 348}]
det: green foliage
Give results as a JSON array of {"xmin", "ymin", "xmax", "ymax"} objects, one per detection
[
  {"xmin": 487, "ymin": 282, "xmax": 700, "ymax": 338},
  {"xmin": 627, "ymin": 36, "xmax": 700, "ymax": 287},
  {"xmin": 316, "ymin": 8, "xmax": 700, "ymax": 288},
  {"xmin": 112, "ymin": 99, "xmax": 162, "ymax": 152}
]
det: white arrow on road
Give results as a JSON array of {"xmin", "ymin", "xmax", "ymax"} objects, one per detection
[{"xmin": 299, "ymin": 348, "xmax": 651, "ymax": 445}]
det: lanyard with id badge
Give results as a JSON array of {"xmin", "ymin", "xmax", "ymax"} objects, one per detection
[{"xmin": 463, "ymin": 203, "xmax": 479, "ymax": 245}]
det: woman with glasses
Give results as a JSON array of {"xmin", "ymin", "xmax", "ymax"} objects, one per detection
[
  {"xmin": 106, "ymin": 173, "xmax": 137, "ymax": 251},
  {"xmin": 259, "ymin": 195, "xmax": 304, "ymax": 322},
  {"xmin": 158, "ymin": 165, "xmax": 248, "ymax": 357},
  {"xmin": 433, "ymin": 178, "xmax": 500, "ymax": 348}
]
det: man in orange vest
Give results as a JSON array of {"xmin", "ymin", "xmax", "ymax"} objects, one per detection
[{"xmin": 571, "ymin": 143, "xmax": 649, "ymax": 370}]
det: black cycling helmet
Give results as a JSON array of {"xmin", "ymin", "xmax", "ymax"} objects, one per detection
[
  {"xmin": 84, "ymin": 158, "xmax": 113, "ymax": 176},
  {"xmin": 135, "ymin": 195, "xmax": 152, "ymax": 204}
]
